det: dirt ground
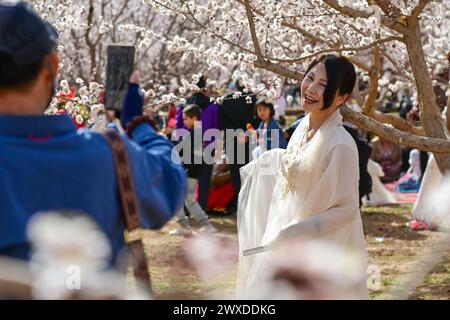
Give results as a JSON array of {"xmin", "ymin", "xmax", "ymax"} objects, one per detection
[{"xmin": 141, "ymin": 204, "xmax": 450, "ymax": 300}]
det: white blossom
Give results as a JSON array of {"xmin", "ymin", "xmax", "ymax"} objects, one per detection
[
  {"xmin": 75, "ymin": 114, "xmax": 84, "ymax": 124},
  {"xmin": 60, "ymin": 80, "xmax": 69, "ymax": 90},
  {"xmin": 89, "ymin": 82, "xmax": 100, "ymax": 91}
]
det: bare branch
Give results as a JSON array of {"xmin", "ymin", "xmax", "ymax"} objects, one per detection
[
  {"xmin": 341, "ymin": 106, "xmax": 450, "ymax": 152},
  {"xmin": 364, "ymin": 35, "xmax": 382, "ymax": 113},
  {"xmin": 322, "ymin": 0, "xmax": 372, "ymax": 19},
  {"xmin": 368, "ymin": 110, "xmax": 425, "ymax": 136},
  {"xmin": 243, "ymin": 0, "xmax": 264, "ymax": 61},
  {"xmin": 323, "ymin": 0, "xmax": 409, "ymax": 34},
  {"xmin": 234, "ymin": 0, "xmax": 372, "ymax": 72},
  {"xmin": 411, "ymin": 0, "xmax": 431, "ymax": 19},
  {"xmin": 254, "ymin": 60, "xmax": 304, "ymax": 81},
  {"xmin": 267, "ymin": 36, "xmax": 402, "ymax": 63},
  {"xmin": 373, "ymin": 0, "xmax": 402, "ymax": 18}
]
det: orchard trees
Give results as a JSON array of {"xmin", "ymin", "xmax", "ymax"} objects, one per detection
[
  {"xmin": 31, "ymin": 0, "xmax": 450, "ymax": 172},
  {"xmin": 146, "ymin": 0, "xmax": 450, "ymax": 173}
]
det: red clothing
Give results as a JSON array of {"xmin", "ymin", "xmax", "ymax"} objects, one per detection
[
  {"xmin": 206, "ymin": 182, "xmax": 235, "ymax": 211},
  {"xmin": 56, "ymin": 110, "xmax": 85, "ymax": 129},
  {"xmin": 168, "ymin": 104, "xmax": 177, "ymax": 129}
]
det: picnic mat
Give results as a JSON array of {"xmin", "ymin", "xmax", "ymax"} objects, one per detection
[{"xmin": 385, "ymin": 183, "xmax": 418, "ymax": 205}]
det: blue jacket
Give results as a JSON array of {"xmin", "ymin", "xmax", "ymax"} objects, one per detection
[
  {"xmin": 258, "ymin": 118, "xmax": 287, "ymax": 150},
  {"xmin": 0, "ymin": 115, "xmax": 187, "ymax": 263}
]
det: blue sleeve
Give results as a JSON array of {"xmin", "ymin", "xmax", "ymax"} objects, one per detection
[
  {"xmin": 268, "ymin": 119, "xmax": 287, "ymax": 149},
  {"xmin": 106, "ymin": 123, "xmax": 117, "ymax": 130},
  {"xmin": 279, "ymin": 128, "xmax": 287, "ymax": 149},
  {"xmin": 275, "ymin": 120, "xmax": 287, "ymax": 149},
  {"xmin": 124, "ymin": 123, "xmax": 187, "ymax": 229},
  {"xmin": 121, "ymin": 83, "xmax": 144, "ymax": 128}
]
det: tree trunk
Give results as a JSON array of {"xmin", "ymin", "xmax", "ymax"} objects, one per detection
[{"xmin": 404, "ymin": 21, "xmax": 450, "ymax": 174}]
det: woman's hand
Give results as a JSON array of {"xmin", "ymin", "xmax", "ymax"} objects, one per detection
[{"xmin": 269, "ymin": 221, "xmax": 311, "ymax": 250}]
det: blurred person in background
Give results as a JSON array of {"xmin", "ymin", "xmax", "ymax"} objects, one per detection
[
  {"xmin": 219, "ymin": 80, "xmax": 259, "ymax": 214},
  {"xmin": 176, "ymin": 76, "xmax": 220, "ymax": 211},
  {"xmin": 250, "ymin": 100, "xmax": 287, "ymax": 160},
  {"xmin": 170, "ymin": 105, "xmax": 217, "ymax": 236},
  {"xmin": 370, "ymin": 135, "xmax": 403, "ymax": 183},
  {"xmin": 106, "ymin": 107, "xmax": 124, "ymax": 133}
]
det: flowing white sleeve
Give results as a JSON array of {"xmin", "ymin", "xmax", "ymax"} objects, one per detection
[
  {"xmin": 238, "ymin": 149, "xmax": 284, "ymax": 252},
  {"xmin": 277, "ymin": 143, "xmax": 360, "ymax": 242}
]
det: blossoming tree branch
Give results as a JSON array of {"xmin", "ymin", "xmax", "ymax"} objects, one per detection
[
  {"xmin": 145, "ymin": 0, "xmax": 450, "ymax": 172},
  {"xmin": 31, "ymin": 0, "xmax": 450, "ymax": 172}
]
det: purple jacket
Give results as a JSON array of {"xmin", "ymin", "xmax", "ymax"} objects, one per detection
[{"xmin": 176, "ymin": 100, "xmax": 219, "ymax": 147}]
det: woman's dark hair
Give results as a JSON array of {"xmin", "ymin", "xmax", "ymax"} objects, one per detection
[
  {"xmin": 183, "ymin": 104, "xmax": 202, "ymax": 120},
  {"xmin": 0, "ymin": 52, "xmax": 46, "ymax": 89},
  {"xmin": 302, "ymin": 54, "xmax": 356, "ymax": 110},
  {"xmin": 256, "ymin": 99, "xmax": 275, "ymax": 118}
]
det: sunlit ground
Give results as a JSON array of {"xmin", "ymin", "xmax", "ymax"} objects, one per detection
[{"xmin": 139, "ymin": 204, "xmax": 450, "ymax": 300}]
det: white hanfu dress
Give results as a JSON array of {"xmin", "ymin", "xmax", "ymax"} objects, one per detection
[
  {"xmin": 237, "ymin": 110, "xmax": 368, "ymax": 299},
  {"xmin": 412, "ymin": 154, "xmax": 442, "ymax": 223}
]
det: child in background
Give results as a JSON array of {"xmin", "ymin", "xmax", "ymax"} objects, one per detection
[
  {"xmin": 205, "ymin": 156, "xmax": 235, "ymax": 213},
  {"xmin": 251, "ymin": 100, "xmax": 287, "ymax": 159},
  {"xmin": 170, "ymin": 105, "xmax": 217, "ymax": 236},
  {"xmin": 106, "ymin": 108, "xmax": 125, "ymax": 133}
]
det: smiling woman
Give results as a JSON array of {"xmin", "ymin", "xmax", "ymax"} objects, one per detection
[
  {"xmin": 301, "ymin": 55, "xmax": 356, "ymax": 112},
  {"xmin": 237, "ymin": 54, "xmax": 369, "ymax": 299},
  {"xmin": 302, "ymin": 69, "xmax": 327, "ymax": 109},
  {"xmin": 300, "ymin": 55, "xmax": 356, "ymax": 145}
]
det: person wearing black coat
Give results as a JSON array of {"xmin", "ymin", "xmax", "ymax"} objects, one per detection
[
  {"xmin": 219, "ymin": 81, "xmax": 260, "ymax": 213},
  {"xmin": 344, "ymin": 124, "xmax": 372, "ymax": 208}
]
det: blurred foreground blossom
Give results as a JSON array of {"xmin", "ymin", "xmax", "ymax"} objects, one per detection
[
  {"xmin": 26, "ymin": 211, "xmax": 149, "ymax": 299},
  {"xmin": 28, "ymin": 211, "xmax": 112, "ymax": 271},
  {"xmin": 244, "ymin": 240, "xmax": 368, "ymax": 300},
  {"xmin": 183, "ymin": 234, "xmax": 238, "ymax": 283}
]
